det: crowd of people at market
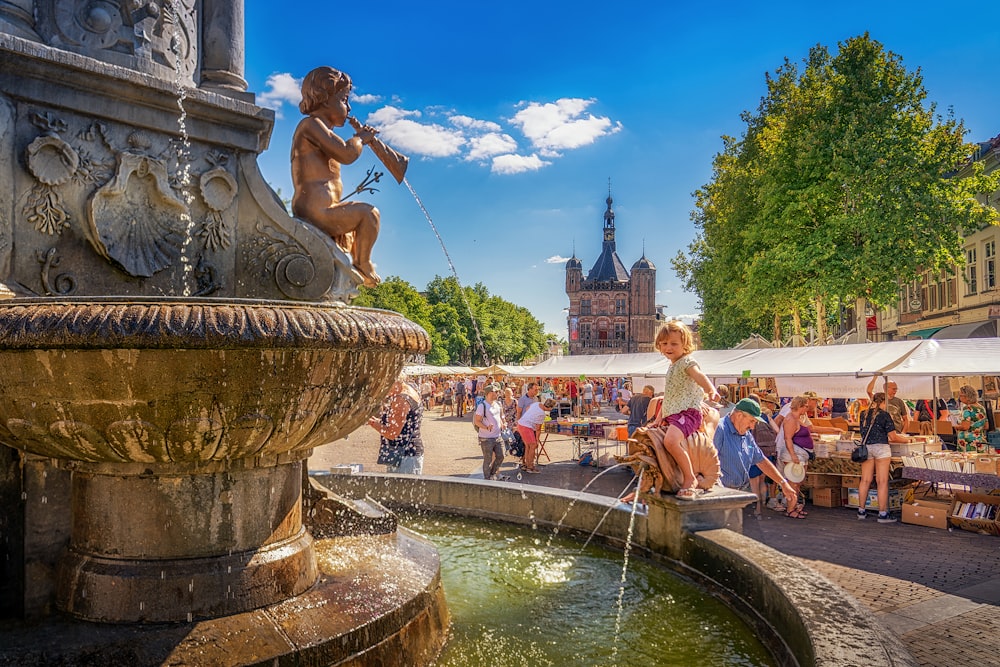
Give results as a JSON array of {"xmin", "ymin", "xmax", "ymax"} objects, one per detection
[{"xmin": 369, "ymin": 321, "xmax": 997, "ymax": 523}]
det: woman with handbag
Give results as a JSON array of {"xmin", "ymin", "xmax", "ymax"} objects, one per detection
[
  {"xmin": 368, "ymin": 375, "xmax": 425, "ymax": 474},
  {"xmin": 857, "ymin": 392, "xmax": 916, "ymax": 523}
]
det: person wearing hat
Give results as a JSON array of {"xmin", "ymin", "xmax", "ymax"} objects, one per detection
[
  {"xmin": 775, "ymin": 391, "xmax": 843, "ymax": 438},
  {"xmin": 474, "ymin": 382, "xmax": 508, "ymax": 480},
  {"xmin": 713, "ymin": 398, "xmax": 799, "ymax": 517}
]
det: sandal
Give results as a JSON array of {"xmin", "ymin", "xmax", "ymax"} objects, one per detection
[
  {"xmin": 784, "ymin": 507, "xmax": 807, "ymax": 519},
  {"xmin": 676, "ymin": 487, "xmax": 702, "ymax": 501}
]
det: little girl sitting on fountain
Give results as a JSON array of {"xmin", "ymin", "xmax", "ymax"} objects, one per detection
[{"xmin": 647, "ymin": 321, "xmax": 720, "ymax": 500}]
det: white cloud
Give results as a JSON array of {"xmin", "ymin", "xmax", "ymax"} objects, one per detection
[
  {"xmin": 257, "ymin": 72, "xmax": 302, "ymax": 118},
  {"xmin": 466, "ymin": 133, "xmax": 519, "ymax": 161},
  {"xmin": 511, "ymin": 98, "xmax": 621, "ymax": 156},
  {"xmin": 450, "ymin": 115, "xmax": 502, "ymax": 132},
  {"xmin": 546, "ymin": 255, "xmax": 572, "ymax": 264},
  {"xmin": 366, "ymin": 106, "xmax": 421, "ymax": 125},
  {"xmin": 364, "ymin": 106, "xmax": 464, "ymax": 158},
  {"xmin": 352, "ymin": 92, "xmax": 382, "ymax": 105},
  {"xmin": 491, "ymin": 153, "xmax": 550, "ymax": 175},
  {"xmin": 343, "ymin": 98, "xmax": 618, "ymax": 172}
]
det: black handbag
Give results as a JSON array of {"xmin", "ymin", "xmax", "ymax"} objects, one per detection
[
  {"xmin": 852, "ymin": 414, "xmax": 875, "ymax": 463},
  {"xmin": 377, "ymin": 443, "xmax": 404, "ymax": 466}
]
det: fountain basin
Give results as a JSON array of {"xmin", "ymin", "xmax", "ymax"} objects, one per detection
[
  {"xmin": 0, "ymin": 298, "xmax": 429, "ymax": 462},
  {"xmin": 0, "ymin": 297, "xmax": 430, "ymax": 623},
  {"xmin": 318, "ymin": 473, "xmax": 917, "ymax": 667},
  {"xmin": 0, "ymin": 528, "xmax": 449, "ymax": 666}
]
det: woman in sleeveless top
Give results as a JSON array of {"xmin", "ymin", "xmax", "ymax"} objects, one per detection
[
  {"xmin": 368, "ymin": 376, "xmax": 424, "ymax": 474},
  {"xmin": 777, "ymin": 396, "xmax": 812, "ymax": 519}
]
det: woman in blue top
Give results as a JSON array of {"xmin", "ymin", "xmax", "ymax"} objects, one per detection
[{"xmin": 857, "ymin": 392, "xmax": 914, "ymax": 523}]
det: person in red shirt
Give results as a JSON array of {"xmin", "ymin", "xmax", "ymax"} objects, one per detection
[{"xmin": 568, "ymin": 380, "xmax": 579, "ymax": 416}]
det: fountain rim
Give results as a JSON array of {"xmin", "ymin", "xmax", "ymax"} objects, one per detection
[{"xmin": 0, "ymin": 297, "xmax": 431, "ymax": 351}]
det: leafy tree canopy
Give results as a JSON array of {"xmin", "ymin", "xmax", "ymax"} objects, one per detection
[
  {"xmin": 356, "ymin": 275, "xmax": 549, "ymax": 366},
  {"xmin": 676, "ymin": 33, "xmax": 999, "ymax": 349}
]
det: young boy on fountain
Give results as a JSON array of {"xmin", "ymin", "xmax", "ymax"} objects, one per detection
[{"xmin": 291, "ymin": 66, "xmax": 382, "ymax": 287}]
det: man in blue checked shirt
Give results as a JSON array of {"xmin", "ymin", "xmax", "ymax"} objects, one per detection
[{"xmin": 715, "ymin": 398, "xmax": 799, "ymax": 515}]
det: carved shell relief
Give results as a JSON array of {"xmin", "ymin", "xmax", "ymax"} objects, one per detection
[
  {"xmin": 86, "ymin": 150, "xmax": 188, "ymax": 277},
  {"xmin": 20, "ymin": 109, "xmax": 241, "ymax": 282}
]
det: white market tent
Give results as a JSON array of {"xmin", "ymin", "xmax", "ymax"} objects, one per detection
[
  {"xmin": 508, "ymin": 339, "xmax": 1000, "ymax": 399},
  {"xmin": 404, "ymin": 364, "xmax": 476, "ymax": 376},
  {"xmin": 509, "ymin": 353, "xmax": 666, "ymax": 378},
  {"xmin": 712, "ymin": 341, "xmax": 930, "ymax": 398},
  {"xmin": 473, "ymin": 364, "xmax": 531, "ymax": 376}
]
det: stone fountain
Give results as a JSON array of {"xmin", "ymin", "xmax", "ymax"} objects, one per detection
[{"xmin": 0, "ymin": 1, "xmax": 446, "ymax": 664}]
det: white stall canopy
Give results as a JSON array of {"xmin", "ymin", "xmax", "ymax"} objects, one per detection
[
  {"xmin": 507, "ymin": 338, "xmax": 1000, "ymax": 399},
  {"xmin": 717, "ymin": 341, "xmax": 929, "ymax": 398},
  {"xmin": 509, "ymin": 353, "xmax": 665, "ymax": 378},
  {"xmin": 404, "ymin": 364, "xmax": 476, "ymax": 376},
  {"xmin": 879, "ymin": 339, "xmax": 1000, "ymax": 377}
]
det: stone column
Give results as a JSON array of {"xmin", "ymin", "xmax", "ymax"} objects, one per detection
[
  {"xmin": 56, "ymin": 458, "xmax": 318, "ymax": 623},
  {"xmin": 200, "ymin": 0, "xmax": 248, "ymax": 95},
  {"xmin": 0, "ymin": 0, "xmax": 39, "ymax": 40}
]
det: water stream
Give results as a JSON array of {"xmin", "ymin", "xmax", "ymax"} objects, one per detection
[
  {"xmin": 403, "ymin": 177, "xmax": 491, "ymax": 365},
  {"xmin": 167, "ymin": 0, "xmax": 197, "ymax": 296}
]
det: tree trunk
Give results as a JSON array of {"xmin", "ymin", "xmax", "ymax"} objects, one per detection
[
  {"xmin": 792, "ymin": 308, "xmax": 802, "ymax": 346},
  {"xmin": 815, "ymin": 297, "xmax": 827, "ymax": 344},
  {"xmin": 856, "ymin": 297, "xmax": 868, "ymax": 342}
]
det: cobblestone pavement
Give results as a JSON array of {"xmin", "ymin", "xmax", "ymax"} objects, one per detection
[{"xmin": 312, "ymin": 403, "xmax": 1000, "ymax": 667}]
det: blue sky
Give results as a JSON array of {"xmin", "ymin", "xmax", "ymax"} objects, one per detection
[{"xmin": 245, "ymin": 1, "xmax": 1000, "ymax": 337}]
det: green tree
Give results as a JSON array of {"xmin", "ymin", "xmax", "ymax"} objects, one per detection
[
  {"xmin": 353, "ymin": 276, "xmax": 447, "ymax": 364},
  {"xmin": 425, "ymin": 275, "xmax": 546, "ymax": 365},
  {"xmin": 678, "ymin": 33, "xmax": 999, "ymax": 349}
]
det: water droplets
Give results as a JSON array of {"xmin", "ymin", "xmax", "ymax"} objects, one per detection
[{"xmin": 166, "ymin": 0, "xmax": 196, "ymax": 295}]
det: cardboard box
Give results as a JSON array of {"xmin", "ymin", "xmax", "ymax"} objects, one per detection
[
  {"xmin": 804, "ymin": 473, "xmax": 841, "ymax": 489},
  {"xmin": 811, "ymin": 487, "xmax": 845, "ymax": 507},
  {"xmin": 842, "ymin": 475, "xmax": 862, "ymax": 488},
  {"xmin": 971, "ymin": 456, "xmax": 998, "ymax": 475},
  {"xmin": 948, "ymin": 492, "xmax": 1000, "ymax": 536},
  {"xmin": 847, "ymin": 487, "xmax": 911, "ymax": 511},
  {"xmin": 902, "ymin": 498, "xmax": 951, "ymax": 529}
]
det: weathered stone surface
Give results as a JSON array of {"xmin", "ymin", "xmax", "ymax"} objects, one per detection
[
  {"xmin": 1, "ymin": 32, "xmax": 362, "ymax": 302},
  {"xmin": 0, "ymin": 299, "xmax": 429, "ymax": 463},
  {"xmin": 0, "ymin": 529, "xmax": 449, "ymax": 666}
]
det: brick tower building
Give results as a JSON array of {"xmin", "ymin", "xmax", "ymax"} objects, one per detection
[{"xmin": 566, "ymin": 192, "xmax": 658, "ymax": 355}]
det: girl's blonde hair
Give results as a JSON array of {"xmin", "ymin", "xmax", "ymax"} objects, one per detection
[
  {"xmin": 790, "ymin": 395, "xmax": 808, "ymax": 409},
  {"xmin": 654, "ymin": 320, "xmax": 694, "ymax": 355}
]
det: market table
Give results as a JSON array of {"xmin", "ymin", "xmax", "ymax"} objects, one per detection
[
  {"xmin": 807, "ymin": 455, "xmax": 905, "ymax": 479},
  {"xmin": 900, "ymin": 467, "xmax": 1000, "ymax": 490},
  {"xmin": 542, "ymin": 419, "xmax": 628, "ymax": 465}
]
